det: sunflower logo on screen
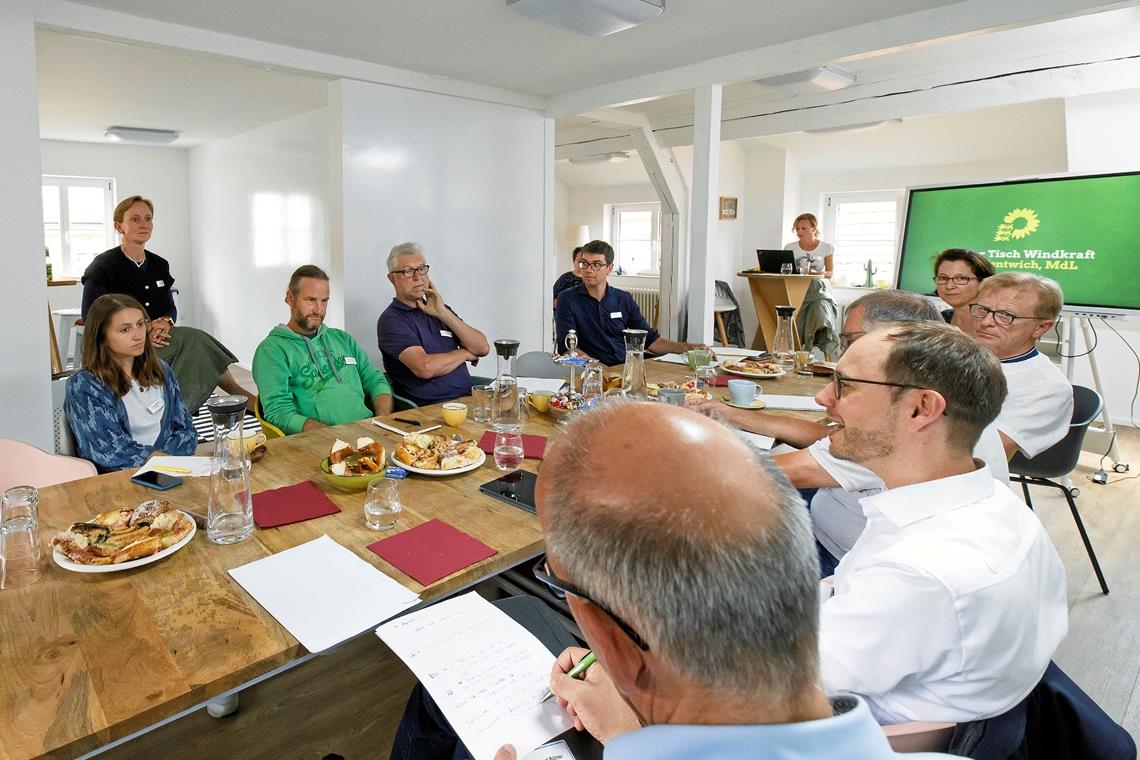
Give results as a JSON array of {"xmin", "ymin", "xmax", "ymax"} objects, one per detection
[{"xmin": 993, "ymin": 208, "xmax": 1040, "ymax": 241}]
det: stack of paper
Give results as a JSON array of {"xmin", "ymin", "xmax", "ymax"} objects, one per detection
[
  {"xmin": 229, "ymin": 535, "xmax": 419, "ymax": 653},
  {"xmin": 517, "ymin": 377, "xmax": 568, "ymax": 394},
  {"xmin": 377, "ymin": 592, "xmax": 574, "ymax": 760},
  {"xmin": 134, "ymin": 456, "xmax": 214, "ymax": 477}
]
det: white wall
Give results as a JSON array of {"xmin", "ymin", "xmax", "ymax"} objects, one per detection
[
  {"xmin": 188, "ymin": 108, "xmax": 330, "ymax": 365},
  {"xmin": 1, "ymin": 1, "xmax": 53, "ymax": 449},
  {"xmin": 331, "ymin": 79, "xmax": 550, "ymax": 366},
  {"xmin": 566, "ymin": 182, "xmax": 658, "ymax": 250},
  {"xmin": 40, "ymin": 140, "xmax": 191, "ymax": 318},
  {"xmin": 1062, "ymin": 90, "xmax": 1140, "ymax": 427}
]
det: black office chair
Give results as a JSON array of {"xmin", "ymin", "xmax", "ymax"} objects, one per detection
[{"xmin": 1008, "ymin": 385, "xmax": 1108, "ymax": 595}]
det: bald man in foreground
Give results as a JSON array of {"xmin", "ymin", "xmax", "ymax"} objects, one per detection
[{"xmin": 391, "ymin": 402, "xmax": 953, "ymax": 759}]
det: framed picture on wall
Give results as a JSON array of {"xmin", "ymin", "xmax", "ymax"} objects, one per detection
[{"xmin": 719, "ymin": 196, "xmax": 738, "ymax": 220}]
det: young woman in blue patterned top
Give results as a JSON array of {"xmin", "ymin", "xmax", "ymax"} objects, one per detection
[{"xmin": 65, "ymin": 293, "xmax": 197, "ymax": 472}]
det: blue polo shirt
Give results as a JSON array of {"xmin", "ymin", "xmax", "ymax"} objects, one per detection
[
  {"xmin": 377, "ymin": 299, "xmax": 472, "ymax": 406},
  {"xmin": 555, "ymin": 284, "xmax": 660, "ymax": 366}
]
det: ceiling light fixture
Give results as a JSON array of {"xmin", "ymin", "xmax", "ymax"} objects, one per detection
[
  {"xmin": 568, "ymin": 152, "xmax": 630, "ymax": 165},
  {"xmin": 756, "ymin": 65, "xmax": 857, "ymax": 94},
  {"xmin": 507, "ymin": 0, "xmax": 664, "ymax": 37},
  {"xmin": 105, "ymin": 126, "xmax": 181, "ymax": 144}
]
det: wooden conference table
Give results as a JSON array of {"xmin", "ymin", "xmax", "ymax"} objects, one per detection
[
  {"xmin": 736, "ymin": 270, "xmax": 824, "ymax": 351},
  {"xmin": 0, "ymin": 361, "xmax": 828, "ymax": 759}
]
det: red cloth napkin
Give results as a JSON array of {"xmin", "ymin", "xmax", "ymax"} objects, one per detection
[
  {"xmin": 477, "ymin": 431, "xmax": 547, "ymax": 459},
  {"xmin": 367, "ymin": 519, "xmax": 498, "ymax": 586},
  {"xmin": 252, "ymin": 480, "xmax": 341, "ymax": 528},
  {"xmin": 710, "ymin": 374, "xmax": 733, "ymax": 387}
]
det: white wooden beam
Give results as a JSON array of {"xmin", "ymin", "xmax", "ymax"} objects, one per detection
[
  {"xmin": 546, "ymin": 0, "xmax": 1132, "ymax": 117},
  {"xmin": 35, "ymin": 0, "xmax": 546, "ymax": 111},
  {"xmin": 686, "ymin": 85, "xmax": 722, "ymax": 345}
]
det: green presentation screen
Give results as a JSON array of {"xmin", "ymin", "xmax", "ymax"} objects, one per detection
[{"xmin": 896, "ymin": 172, "xmax": 1140, "ymax": 312}]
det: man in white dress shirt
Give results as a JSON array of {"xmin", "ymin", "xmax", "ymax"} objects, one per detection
[
  {"xmin": 816, "ymin": 321, "xmax": 1067, "ymax": 725},
  {"xmin": 969, "ymin": 272, "xmax": 1073, "ymax": 458}
]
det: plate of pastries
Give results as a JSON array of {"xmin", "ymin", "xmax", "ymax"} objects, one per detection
[
  {"xmin": 391, "ymin": 432, "xmax": 485, "ymax": 475},
  {"xmin": 51, "ymin": 500, "xmax": 195, "ymax": 572},
  {"xmin": 720, "ymin": 359, "xmax": 786, "ymax": 378}
]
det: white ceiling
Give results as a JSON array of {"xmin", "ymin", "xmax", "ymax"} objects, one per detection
[
  {"xmin": 65, "ymin": 0, "xmax": 962, "ymax": 97},
  {"xmin": 36, "ymin": 29, "xmax": 329, "ymax": 146}
]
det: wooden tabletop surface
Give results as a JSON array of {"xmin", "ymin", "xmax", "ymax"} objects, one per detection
[{"xmin": 0, "ymin": 358, "xmax": 828, "ymax": 760}]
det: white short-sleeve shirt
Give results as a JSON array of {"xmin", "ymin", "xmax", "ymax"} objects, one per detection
[
  {"xmin": 784, "ymin": 241, "xmax": 834, "ymax": 273},
  {"xmin": 808, "ymin": 422, "xmax": 1010, "ymax": 560},
  {"xmin": 995, "ymin": 348, "xmax": 1073, "ymax": 458},
  {"xmin": 819, "ymin": 465, "xmax": 1068, "ymax": 725}
]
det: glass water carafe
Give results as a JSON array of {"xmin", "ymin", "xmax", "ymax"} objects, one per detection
[
  {"xmin": 206, "ymin": 395, "xmax": 254, "ymax": 544},
  {"xmin": 491, "ymin": 339, "xmax": 521, "ymax": 432},
  {"xmin": 621, "ymin": 329, "xmax": 649, "ymax": 400},
  {"xmin": 773, "ymin": 305, "xmax": 796, "ymax": 370}
]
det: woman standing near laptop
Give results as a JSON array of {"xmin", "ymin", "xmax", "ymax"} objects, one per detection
[{"xmin": 784, "ymin": 212, "xmax": 833, "ymax": 277}]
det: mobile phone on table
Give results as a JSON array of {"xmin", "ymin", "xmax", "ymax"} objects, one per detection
[
  {"xmin": 131, "ymin": 471, "xmax": 183, "ymax": 491},
  {"xmin": 479, "ymin": 471, "xmax": 538, "ymax": 515}
]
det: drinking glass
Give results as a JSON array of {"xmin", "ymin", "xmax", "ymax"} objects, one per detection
[
  {"xmin": 364, "ymin": 476, "xmax": 401, "ymax": 531},
  {"xmin": 494, "ymin": 432, "xmax": 524, "ymax": 472},
  {"xmin": 795, "ymin": 350, "xmax": 814, "ymax": 376},
  {"xmin": 796, "ymin": 258, "xmax": 809, "ymax": 275},
  {"xmin": 471, "ymin": 384, "xmax": 493, "ymax": 423},
  {"xmin": 1, "ymin": 486, "xmax": 41, "ymax": 589},
  {"xmin": 685, "ymin": 347, "xmax": 712, "ymax": 371},
  {"xmin": 442, "ymin": 402, "xmax": 468, "ymax": 427},
  {"xmin": 695, "ymin": 364, "xmax": 717, "ymax": 398},
  {"xmin": 780, "ymin": 263, "xmax": 794, "ymax": 275}
]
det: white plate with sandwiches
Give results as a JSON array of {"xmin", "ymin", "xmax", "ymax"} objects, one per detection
[
  {"xmin": 390, "ymin": 432, "xmax": 486, "ymax": 476},
  {"xmin": 720, "ymin": 361, "xmax": 786, "ymax": 379},
  {"xmin": 52, "ymin": 509, "xmax": 197, "ymax": 573}
]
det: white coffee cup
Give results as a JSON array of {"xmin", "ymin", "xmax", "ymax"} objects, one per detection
[{"xmin": 727, "ymin": 379, "xmax": 761, "ymax": 406}]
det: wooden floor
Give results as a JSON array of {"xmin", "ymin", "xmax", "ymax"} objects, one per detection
[{"xmin": 117, "ymin": 363, "xmax": 1135, "ymax": 753}]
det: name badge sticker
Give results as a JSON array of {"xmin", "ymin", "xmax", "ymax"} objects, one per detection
[
  {"xmin": 147, "ymin": 397, "xmax": 165, "ymax": 415},
  {"xmin": 155, "ymin": 279, "xmax": 165, "ymax": 287},
  {"xmin": 344, "ymin": 356, "xmax": 357, "ymax": 365},
  {"xmin": 440, "ymin": 329, "xmax": 453, "ymax": 338},
  {"xmin": 610, "ymin": 311, "xmax": 623, "ymax": 319}
]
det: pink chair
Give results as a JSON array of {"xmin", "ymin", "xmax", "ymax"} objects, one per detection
[{"xmin": 0, "ymin": 438, "xmax": 97, "ymax": 492}]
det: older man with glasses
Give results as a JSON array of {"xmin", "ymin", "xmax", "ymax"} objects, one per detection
[
  {"xmin": 554, "ymin": 239, "xmax": 708, "ymax": 365},
  {"xmin": 969, "ymin": 272, "xmax": 1073, "ymax": 458},
  {"xmin": 376, "ymin": 242, "xmax": 490, "ymax": 407}
]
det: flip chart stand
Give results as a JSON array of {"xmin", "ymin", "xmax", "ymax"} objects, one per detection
[{"xmin": 1058, "ymin": 314, "xmax": 1128, "ymax": 475}]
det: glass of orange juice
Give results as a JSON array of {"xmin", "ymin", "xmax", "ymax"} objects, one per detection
[{"xmin": 442, "ymin": 402, "xmax": 468, "ymax": 427}]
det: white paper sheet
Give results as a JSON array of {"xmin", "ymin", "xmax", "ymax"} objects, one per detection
[
  {"xmin": 770, "ymin": 443, "xmax": 799, "ymax": 456},
  {"xmin": 651, "ymin": 353, "xmax": 691, "ymax": 365},
  {"xmin": 229, "ymin": 535, "xmax": 419, "ymax": 653},
  {"xmin": 523, "ymin": 740, "xmax": 575, "ymax": 760},
  {"xmin": 740, "ymin": 431, "xmax": 776, "ymax": 450},
  {"xmin": 134, "ymin": 456, "xmax": 214, "ymax": 478},
  {"xmin": 758, "ymin": 394, "xmax": 826, "ymax": 412},
  {"xmin": 712, "ymin": 346, "xmax": 761, "ymax": 358},
  {"xmin": 377, "ymin": 592, "xmax": 574, "ymax": 760}
]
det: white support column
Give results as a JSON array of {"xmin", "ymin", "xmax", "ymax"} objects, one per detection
[
  {"xmin": 542, "ymin": 116, "xmax": 556, "ymax": 351},
  {"xmin": 686, "ymin": 84, "xmax": 722, "ymax": 344},
  {"xmin": 0, "ymin": 0, "xmax": 53, "ymax": 450}
]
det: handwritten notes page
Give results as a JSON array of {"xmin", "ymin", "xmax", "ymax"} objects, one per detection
[{"xmin": 377, "ymin": 592, "xmax": 574, "ymax": 760}]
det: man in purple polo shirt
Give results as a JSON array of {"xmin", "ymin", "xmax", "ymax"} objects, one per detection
[{"xmin": 376, "ymin": 242, "xmax": 490, "ymax": 407}]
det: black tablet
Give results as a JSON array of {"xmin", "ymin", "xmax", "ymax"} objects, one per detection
[{"xmin": 479, "ymin": 470, "xmax": 538, "ymax": 515}]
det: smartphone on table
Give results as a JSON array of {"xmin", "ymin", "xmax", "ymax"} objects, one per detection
[{"xmin": 131, "ymin": 470, "xmax": 183, "ymax": 491}]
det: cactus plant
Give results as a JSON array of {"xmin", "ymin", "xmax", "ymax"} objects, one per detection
[{"xmin": 862, "ymin": 258, "xmax": 877, "ymax": 288}]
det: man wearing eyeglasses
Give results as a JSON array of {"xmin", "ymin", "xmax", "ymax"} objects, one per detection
[
  {"xmin": 554, "ymin": 239, "xmax": 708, "ymax": 365},
  {"xmin": 815, "ymin": 321, "xmax": 1066, "ymax": 726},
  {"xmin": 376, "ymin": 242, "xmax": 490, "ymax": 406},
  {"xmin": 969, "ymin": 272, "xmax": 1073, "ymax": 458},
  {"xmin": 253, "ymin": 265, "xmax": 393, "ymax": 434}
]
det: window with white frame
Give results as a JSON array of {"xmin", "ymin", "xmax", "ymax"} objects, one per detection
[
  {"xmin": 608, "ymin": 202, "xmax": 661, "ymax": 275},
  {"xmin": 42, "ymin": 176, "xmax": 117, "ymax": 278},
  {"xmin": 821, "ymin": 191, "xmax": 903, "ymax": 288}
]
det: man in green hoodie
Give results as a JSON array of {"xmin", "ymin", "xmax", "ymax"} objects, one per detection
[{"xmin": 253, "ymin": 265, "xmax": 393, "ymax": 434}]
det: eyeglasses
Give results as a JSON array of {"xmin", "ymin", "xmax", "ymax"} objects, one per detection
[
  {"xmin": 838, "ymin": 330, "xmax": 865, "ymax": 352},
  {"xmin": 833, "ymin": 370, "xmax": 925, "ymax": 400},
  {"xmin": 533, "ymin": 563, "xmax": 650, "ymax": 651},
  {"xmin": 575, "ymin": 260, "xmax": 609, "ymax": 271},
  {"xmin": 933, "ymin": 275, "xmax": 978, "ymax": 286},
  {"xmin": 391, "ymin": 265, "xmax": 430, "ymax": 279},
  {"xmin": 968, "ymin": 303, "xmax": 1047, "ymax": 327}
]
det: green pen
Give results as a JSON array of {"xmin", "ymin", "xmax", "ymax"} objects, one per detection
[{"xmin": 539, "ymin": 651, "xmax": 597, "ymax": 704}]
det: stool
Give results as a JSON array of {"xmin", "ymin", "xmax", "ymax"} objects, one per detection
[
  {"xmin": 713, "ymin": 304, "xmax": 734, "ymax": 347},
  {"xmin": 50, "ymin": 308, "xmax": 81, "ymax": 368}
]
